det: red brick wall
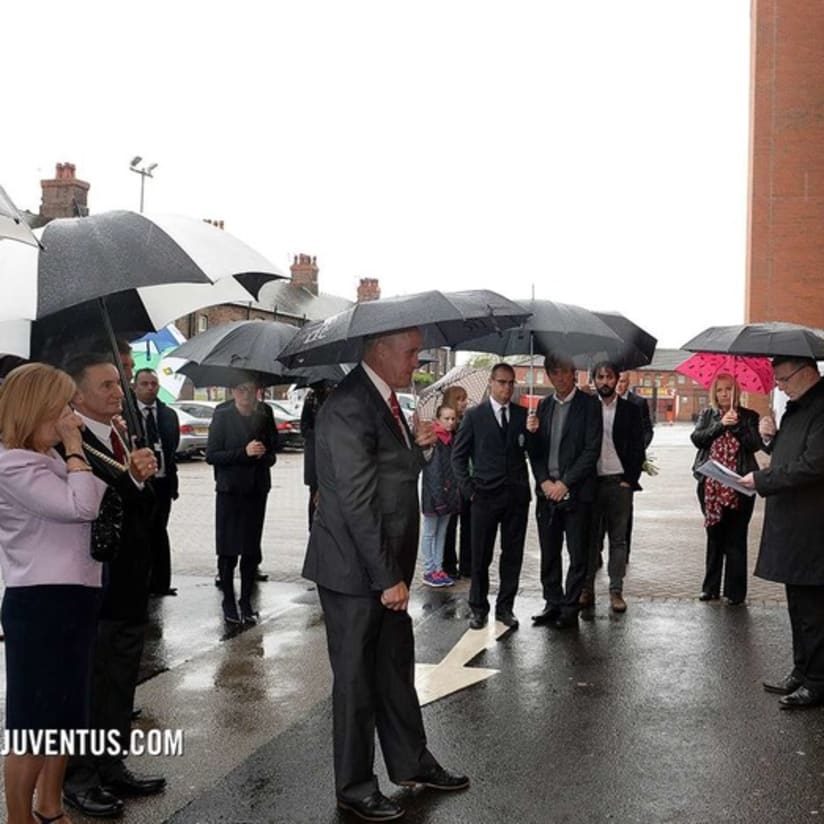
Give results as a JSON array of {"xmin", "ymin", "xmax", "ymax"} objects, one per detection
[{"xmin": 747, "ymin": 0, "xmax": 824, "ymax": 327}]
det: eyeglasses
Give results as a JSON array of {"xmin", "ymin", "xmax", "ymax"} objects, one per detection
[{"xmin": 774, "ymin": 365, "xmax": 805, "ymax": 386}]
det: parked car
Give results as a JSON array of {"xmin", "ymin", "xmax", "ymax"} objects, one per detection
[
  {"xmin": 396, "ymin": 392, "xmax": 417, "ymax": 425},
  {"xmin": 265, "ymin": 400, "xmax": 305, "ymax": 451},
  {"xmin": 168, "ymin": 401, "xmax": 215, "ymax": 458}
]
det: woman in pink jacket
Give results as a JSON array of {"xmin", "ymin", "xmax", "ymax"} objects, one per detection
[{"xmin": 0, "ymin": 363, "xmax": 107, "ymax": 824}]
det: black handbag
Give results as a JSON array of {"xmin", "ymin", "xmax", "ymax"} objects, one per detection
[{"xmin": 91, "ymin": 486, "xmax": 123, "ymax": 562}]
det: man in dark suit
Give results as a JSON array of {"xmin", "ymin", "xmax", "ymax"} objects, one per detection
[
  {"xmin": 62, "ymin": 353, "xmax": 166, "ymax": 818},
  {"xmin": 452, "ymin": 362, "xmax": 531, "ymax": 630},
  {"xmin": 617, "ymin": 371, "xmax": 653, "ymax": 449},
  {"xmin": 134, "ymin": 367, "xmax": 180, "ymax": 596},
  {"xmin": 741, "ymin": 357, "xmax": 824, "ymax": 709},
  {"xmin": 616, "ymin": 371, "xmax": 653, "ymax": 563},
  {"xmin": 581, "ymin": 361, "xmax": 645, "ymax": 613},
  {"xmin": 303, "ymin": 328, "xmax": 468, "ymax": 822},
  {"xmin": 526, "ymin": 353, "xmax": 602, "ymax": 628}
]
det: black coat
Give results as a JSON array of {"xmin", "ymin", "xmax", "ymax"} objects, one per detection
[
  {"xmin": 690, "ymin": 406, "xmax": 762, "ymax": 483},
  {"xmin": 81, "ymin": 428, "xmax": 155, "ymax": 621},
  {"xmin": 626, "ymin": 390, "xmax": 654, "ymax": 449},
  {"xmin": 605, "ymin": 396, "xmax": 646, "ymax": 491},
  {"xmin": 206, "ymin": 401, "xmax": 278, "ymax": 495},
  {"xmin": 421, "ymin": 437, "xmax": 460, "ymax": 516},
  {"xmin": 754, "ymin": 379, "xmax": 824, "ymax": 585},
  {"xmin": 303, "ymin": 365, "xmax": 426, "ymax": 594},
  {"xmin": 141, "ymin": 399, "xmax": 180, "ymax": 500},
  {"xmin": 526, "ymin": 389, "xmax": 602, "ymax": 504},
  {"xmin": 451, "ymin": 400, "xmax": 531, "ymax": 503}
]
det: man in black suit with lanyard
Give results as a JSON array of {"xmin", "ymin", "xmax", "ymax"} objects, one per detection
[
  {"xmin": 452, "ymin": 362, "xmax": 531, "ymax": 631},
  {"xmin": 134, "ymin": 367, "xmax": 180, "ymax": 596},
  {"xmin": 62, "ymin": 353, "xmax": 165, "ymax": 818},
  {"xmin": 526, "ymin": 353, "xmax": 602, "ymax": 629},
  {"xmin": 303, "ymin": 327, "xmax": 468, "ymax": 822}
]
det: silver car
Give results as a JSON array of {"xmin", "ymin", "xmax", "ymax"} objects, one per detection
[{"xmin": 168, "ymin": 401, "xmax": 216, "ymax": 458}]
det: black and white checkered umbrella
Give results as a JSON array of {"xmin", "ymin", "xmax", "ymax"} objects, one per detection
[
  {"xmin": 0, "ymin": 210, "xmax": 286, "ymax": 358},
  {"xmin": 0, "ymin": 185, "xmax": 39, "ymax": 247}
]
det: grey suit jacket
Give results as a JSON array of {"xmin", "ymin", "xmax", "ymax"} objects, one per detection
[{"xmin": 302, "ymin": 365, "xmax": 425, "ymax": 596}]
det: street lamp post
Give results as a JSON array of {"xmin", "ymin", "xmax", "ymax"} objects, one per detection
[{"xmin": 128, "ymin": 156, "xmax": 158, "ymax": 213}]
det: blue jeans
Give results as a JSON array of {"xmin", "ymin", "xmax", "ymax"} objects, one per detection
[{"xmin": 421, "ymin": 514, "xmax": 451, "ymax": 575}]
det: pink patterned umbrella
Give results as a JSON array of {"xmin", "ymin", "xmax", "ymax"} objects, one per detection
[{"xmin": 675, "ymin": 353, "xmax": 773, "ymax": 394}]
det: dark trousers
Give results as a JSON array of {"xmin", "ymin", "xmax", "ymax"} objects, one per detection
[
  {"xmin": 65, "ymin": 618, "xmax": 146, "ymax": 789},
  {"xmin": 219, "ymin": 554, "xmax": 258, "ymax": 610},
  {"xmin": 468, "ymin": 488, "xmax": 529, "ymax": 615},
  {"xmin": 701, "ymin": 494, "xmax": 754, "ymax": 601},
  {"xmin": 585, "ymin": 479, "xmax": 633, "ymax": 593},
  {"xmin": 787, "ymin": 584, "xmax": 824, "ymax": 690},
  {"xmin": 442, "ymin": 493, "xmax": 472, "ymax": 577},
  {"xmin": 536, "ymin": 498, "xmax": 591, "ymax": 615},
  {"xmin": 317, "ymin": 586, "xmax": 437, "ymax": 801},
  {"xmin": 149, "ymin": 480, "xmax": 174, "ymax": 593},
  {"xmin": 308, "ymin": 484, "xmax": 318, "ymax": 530}
]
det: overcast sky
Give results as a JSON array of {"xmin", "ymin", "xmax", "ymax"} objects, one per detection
[{"xmin": 2, "ymin": 1, "xmax": 751, "ymax": 349}]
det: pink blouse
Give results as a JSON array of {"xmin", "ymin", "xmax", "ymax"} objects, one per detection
[{"xmin": 0, "ymin": 445, "xmax": 107, "ymax": 588}]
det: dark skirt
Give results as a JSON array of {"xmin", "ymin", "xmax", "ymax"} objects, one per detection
[
  {"xmin": 215, "ymin": 491, "xmax": 268, "ymax": 558},
  {"xmin": 3, "ymin": 584, "xmax": 101, "ymax": 731}
]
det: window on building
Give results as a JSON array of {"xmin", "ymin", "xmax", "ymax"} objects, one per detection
[
  {"xmin": 198, "ymin": 315, "xmax": 208, "ymax": 333},
  {"xmin": 677, "ymin": 374, "xmax": 686, "ymax": 385}
]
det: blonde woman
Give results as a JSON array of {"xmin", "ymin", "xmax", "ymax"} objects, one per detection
[
  {"xmin": 0, "ymin": 363, "xmax": 107, "ymax": 824},
  {"xmin": 691, "ymin": 374, "xmax": 763, "ymax": 605}
]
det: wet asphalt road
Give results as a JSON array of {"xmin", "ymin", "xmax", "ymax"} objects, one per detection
[{"xmin": 2, "ymin": 424, "xmax": 821, "ymax": 823}]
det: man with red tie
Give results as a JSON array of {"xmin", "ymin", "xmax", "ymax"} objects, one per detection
[
  {"xmin": 62, "ymin": 353, "xmax": 165, "ymax": 819},
  {"xmin": 303, "ymin": 328, "xmax": 469, "ymax": 822}
]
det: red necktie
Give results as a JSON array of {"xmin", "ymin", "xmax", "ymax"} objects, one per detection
[
  {"xmin": 389, "ymin": 391, "xmax": 406, "ymax": 437},
  {"xmin": 110, "ymin": 430, "xmax": 126, "ymax": 464}
]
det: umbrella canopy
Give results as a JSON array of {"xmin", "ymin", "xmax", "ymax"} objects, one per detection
[
  {"xmin": 676, "ymin": 353, "xmax": 774, "ymax": 395},
  {"xmin": 0, "ymin": 185, "xmax": 39, "ymax": 247},
  {"xmin": 455, "ymin": 299, "xmax": 647, "ymax": 368},
  {"xmin": 416, "ymin": 364, "xmax": 491, "ymax": 419},
  {"xmin": 0, "ymin": 211, "xmax": 287, "ymax": 359},
  {"xmin": 682, "ymin": 322, "xmax": 824, "ymax": 359},
  {"xmin": 277, "ymin": 290, "xmax": 530, "ymax": 368},
  {"xmin": 169, "ymin": 320, "xmax": 300, "ymax": 387},
  {"xmin": 592, "ymin": 310, "xmax": 657, "ymax": 369}
]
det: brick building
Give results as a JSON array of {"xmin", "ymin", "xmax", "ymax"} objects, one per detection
[{"xmin": 747, "ymin": 1, "xmax": 824, "ymax": 329}]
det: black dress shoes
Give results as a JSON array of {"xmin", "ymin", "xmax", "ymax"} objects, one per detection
[
  {"xmin": 63, "ymin": 786, "xmax": 124, "ymax": 818},
  {"xmin": 337, "ymin": 791, "xmax": 404, "ymax": 821},
  {"xmin": 469, "ymin": 611, "xmax": 488, "ymax": 630},
  {"xmin": 698, "ymin": 591, "xmax": 719, "ymax": 601},
  {"xmin": 101, "ymin": 766, "xmax": 166, "ymax": 797},
  {"xmin": 495, "ymin": 610, "xmax": 519, "ymax": 629},
  {"xmin": 254, "ymin": 569, "xmax": 269, "ymax": 582},
  {"xmin": 553, "ymin": 612, "xmax": 579, "ymax": 629},
  {"xmin": 779, "ymin": 685, "xmax": 824, "ymax": 710},
  {"xmin": 763, "ymin": 673, "xmax": 804, "ymax": 695},
  {"xmin": 398, "ymin": 764, "xmax": 470, "ymax": 791},
  {"xmin": 531, "ymin": 605, "xmax": 561, "ymax": 626},
  {"xmin": 222, "ymin": 602, "xmax": 241, "ymax": 624}
]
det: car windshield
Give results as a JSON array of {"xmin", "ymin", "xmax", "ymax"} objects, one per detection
[{"xmin": 173, "ymin": 403, "xmax": 216, "ymax": 419}]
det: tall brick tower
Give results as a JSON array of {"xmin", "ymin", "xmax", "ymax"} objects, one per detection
[
  {"xmin": 39, "ymin": 163, "xmax": 90, "ymax": 222},
  {"xmin": 747, "ymin": 2, "xmax": 824, "ymax": 326}
]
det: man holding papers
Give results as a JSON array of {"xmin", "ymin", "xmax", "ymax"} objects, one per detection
[{"xmin": 740, "ymin": 356, "xmax": 824, "ymax": 710}]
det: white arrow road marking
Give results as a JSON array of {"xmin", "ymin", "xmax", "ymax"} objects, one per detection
[{"xmin": 415, "ymin": 620, "xmax": 509, "ymax": 706}]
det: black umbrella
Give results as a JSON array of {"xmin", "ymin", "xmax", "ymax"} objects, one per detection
[
  {"xmin": 682, "ymin": 322, "xmax": 824, "ymax": 359},
  {"xmin": 277, "ymin": 290, "xmax": 530, "ymax": 368},
  {"xmin": 455, "ymin": 299, "xmax": 648, "ymax": 367},
  {"xmin": 592, "ymin": 311, "xmax": 657, "ymax": 369},
  {"xmin": 0, "ymin": 210, "xmax": 286, "ymax": 440},
  {"xmin": 169, "ymin": 320, "xmax": 300, "ymax": 387}
]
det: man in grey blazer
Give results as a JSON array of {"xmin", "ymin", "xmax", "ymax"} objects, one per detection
[
  {"xmin": 303, "ymin": 327, "xmax": 469, "ymax": 822},
  {"xmin": 526, "ymin": 353, "xmax": 602, "ymax": 628}
]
